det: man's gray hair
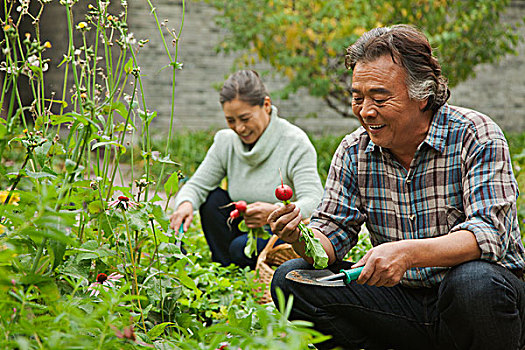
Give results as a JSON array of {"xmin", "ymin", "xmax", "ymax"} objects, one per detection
[{"xmin": 345, "ymin": 25, "xmax": 449, "ymax": 112}]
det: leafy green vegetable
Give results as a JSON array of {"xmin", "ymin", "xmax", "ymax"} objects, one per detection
[
  {"xmin": 276, "ymin": 175, "xmax": 329, "ymax": 269},
  {"xmin": 297, "ymin": 222, "xmax": 328, "ymax": 269},
  {"xmin": 238, "ymin": 221, "xmax": 271, "ymax": 258}
]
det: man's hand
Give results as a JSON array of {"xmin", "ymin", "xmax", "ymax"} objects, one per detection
[
  {"xmin": 244, "ymin": 201, "xmax": 280, "ymax": 228},
  {"xmin": 353, "ymin": 230, "xmax": 482, "ymax": 287},
  {"xmin": 353, "ymin": 241, "xmax": 413, "ymax": 287},
  {"xmin": 169, "ymin": 201, "xmax": 194, "ymax": 232},
  {"xmin": 267, "ymin": 203, "xmax": 303, "ymax": 243}
]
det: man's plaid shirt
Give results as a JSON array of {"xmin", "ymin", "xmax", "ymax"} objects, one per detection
[{"xmin": 309, "ymin": 104, "xmax": 525, "ymax": 287}]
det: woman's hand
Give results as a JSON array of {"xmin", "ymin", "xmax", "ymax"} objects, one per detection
[
  {"xmin": 267, "ymin": 203, "xmax": 302, "ymax": 243},
  {"xmin": 169, "ymin": 201, "xmax": 194, "ymax": 232},
  {"xmin": 243, "ymin": 201, "xmax": 280, "ymax": 228}
]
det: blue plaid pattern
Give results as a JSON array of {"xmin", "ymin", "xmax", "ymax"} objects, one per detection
[{"xmin": 309, "ymin": 104, "xmax": 525, "ymax": 287}]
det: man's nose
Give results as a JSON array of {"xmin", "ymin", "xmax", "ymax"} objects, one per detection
[{"xmin": 360, "ymin": 98, "xmax": 377, "ymax": 118}]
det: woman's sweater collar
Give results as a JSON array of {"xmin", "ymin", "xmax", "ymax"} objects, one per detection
[{"xmin": 232, "ymin": 105, "xmax": 281, "ymax": 166}]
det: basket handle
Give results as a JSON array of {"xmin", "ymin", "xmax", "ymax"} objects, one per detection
[{"xmin": 258, "ymin": 234, "xmax": 279, "ymax": 262}]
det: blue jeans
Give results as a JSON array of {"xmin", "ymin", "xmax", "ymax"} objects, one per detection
[
  {"xmin": 271, "ymin": 258, "xmax": 525, "ymax": 350},
  {"xmin": 199, "ymin": 188, "xmax": 282, "ymax": 269}
]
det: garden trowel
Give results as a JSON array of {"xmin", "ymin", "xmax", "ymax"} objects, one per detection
[{"xmin": 285, "ymin": 266, "xmax": 364, "ymax": 287}]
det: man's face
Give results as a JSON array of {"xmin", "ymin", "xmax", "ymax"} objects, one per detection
[{"xmin": 351, "ymin": 55, "xmax": 430, "ymax": 157}]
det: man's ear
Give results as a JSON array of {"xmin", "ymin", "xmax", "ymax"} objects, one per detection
[{"xmin": 420, "ymin": 96, "xmax": 432, "ymax": 112}]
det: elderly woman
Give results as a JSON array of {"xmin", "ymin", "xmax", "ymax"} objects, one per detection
[{"xmin": 169, "ymin": 70, "xmax": 323, "ymax": 269}]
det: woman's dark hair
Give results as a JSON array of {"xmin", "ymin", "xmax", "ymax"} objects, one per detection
[
  {"xmin": 345, "ymin": 24, "xmax": 449, "ymax": 112},
  {"xmin": 219, "ymin": 70, "xmax": 270, "ymax": 106}
]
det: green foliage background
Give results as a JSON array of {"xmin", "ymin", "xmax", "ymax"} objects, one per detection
[{"xmin": 206, "ymin": 0, "xmax": 524, "ymax": 117}]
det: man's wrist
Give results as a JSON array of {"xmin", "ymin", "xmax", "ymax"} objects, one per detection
[{"xmin": 289, "ymin": 227, "xmax": 302, "ymax": 244}]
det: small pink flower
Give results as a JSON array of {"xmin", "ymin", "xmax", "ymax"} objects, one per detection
[
  {"xmin": 88, "ymin": 272, "xmax": 124, "ymax": 297},
  {"xmin": 108, "ymin": 195, "xmax": 138, "ymax": 211}
]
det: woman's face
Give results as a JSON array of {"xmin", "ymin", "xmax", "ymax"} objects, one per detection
[{"xmin": 223, "ymin": 96, "xmax": 272, "ymax": 145}]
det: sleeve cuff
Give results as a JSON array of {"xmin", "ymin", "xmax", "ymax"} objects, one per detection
[{"xmin": 450, "ymin": 219, "xmax": 504, "ymax": 261}]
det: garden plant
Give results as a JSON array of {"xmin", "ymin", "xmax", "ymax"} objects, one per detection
[
  {"xmin": 0, "ymin": 0, "xmax": 333, "ymax": 348},
  {"xmin": 1, "ymin": 0, "xmax": 525, "ymax": 349}
]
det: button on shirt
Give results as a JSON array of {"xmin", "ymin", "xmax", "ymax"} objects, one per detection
[{"xmin": 309, "ymin": 104, "xmax": 525, "ymax": 287}]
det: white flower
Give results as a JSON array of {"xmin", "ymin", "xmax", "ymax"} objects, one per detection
[
  {"xmin": 26, "ymin": 55, "xmax": 48, "ymax": 72},
  {"xmin": 27, "ymin": 55, "xmax": 39, "ymax": 67},
  {"xmin": 124, "ymin": 33, "xmax": 136, "ymax": 46},
  {"xmin": 123, "ymin": 93, "xmax": 133, "ymax": 104},
  {"xmin": 16, "ymin": 0, "xmax": 29, "ymax": 13}
]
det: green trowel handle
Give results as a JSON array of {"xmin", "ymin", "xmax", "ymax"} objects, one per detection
[{"xmin": 340, "ymin": 266, "xmax": 364, "ymax": 284}]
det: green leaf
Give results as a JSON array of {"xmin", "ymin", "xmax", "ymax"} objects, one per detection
[
  {"xmin": 126, "ymin": 208, "xmax": 149, "ymax": 231},
  {"xmin": 243, "ymin": 228, "xmax": 257, "ymax": 258},
  {"xmin": 149, "ymin": 193, "xmax": 164, "ymax": 203},
  {"xmin": 34, "ymin": 140, "xmax": 53, "ymax": 167},
  {"xmin": 88, "ymin": 201, "xmax": 104, "ymax": 215},
  {"xmin": 152, "ymin": 153, "xmax": 179, "ymax": 165},
  {"xmin": 25, "ymin": 169, "xmax": 57, "ymax": 180},
  {"xmin": 0, "ymin": 123, "xmax": 6, "ymax": 139},
  {"xmin": 151, "ymin": 204, "xmax": 169, "ymax": 231},
  {"xmin": 299, "ymin": 223, "xmax": 328, "ymax": 269},
  {"xmin": 124, "ymin": 58, "xmax": 134, "ymax": 74},
  {"xmin": 105, "ymin": 102, "xmax": 129, "ymax": 119},
  {"xmin": 238, "ymin": 219, "xmax": 248, "ymax": 232},
  {"xmin": 139, "ymin": 110, "xmax": 157, "ymax": 126},
  {"xmin": 91, "ymin": 140, "xmax": 125, "ymax": 152},
  {"xmin": 73, "ymin": 240, "xmax": 114, "ymax": 261},
  {"xmin": 50, "ymin": 240, "xmax": 66, "ymax": 270},
  {"xmin": 177, "ymin": 270, "xmax": 202, "ymax": 298},
  {"xmin": 50, "ymin": 115, "xmax": 75, "ymax": 125},
  {"xmin": 147, "ymin": 322, "xmax": 175, "ymax": 339},
  {"xmin": 65, "ymin": 159, "xmax": 78, "ymax": 172},
  {"xmin": 163, "ymin": 172, "xmax": 179, "ymax": 196}
]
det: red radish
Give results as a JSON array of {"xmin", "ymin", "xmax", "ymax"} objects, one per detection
[
  {"xmin": 230, "ymin": 209, "xmax": 240, "ymax": 219},
  {"xmin": 275, "ymin": 169, "xmax": 293, "ymax": 202},
  {"xmin": 235, "ymin": 200, "xmax": 247, "ymax": 213},
  {"xmin": 275, "ymin": 184, "xmax": 293, "ymax": 201}
]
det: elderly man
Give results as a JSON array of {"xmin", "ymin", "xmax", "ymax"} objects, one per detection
[{"xmin": 268, "ymin": 25, "xmax": 525, "ymax": 350}]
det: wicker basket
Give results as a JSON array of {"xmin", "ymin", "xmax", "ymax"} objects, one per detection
[{"xmin": 254, "ymin": 235, "xmax": 300, "ymax": 304}]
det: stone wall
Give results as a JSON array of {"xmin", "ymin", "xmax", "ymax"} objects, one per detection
[{"xmin": 128, "ymin": 0, "xmax": 525, "ymax": 137}]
